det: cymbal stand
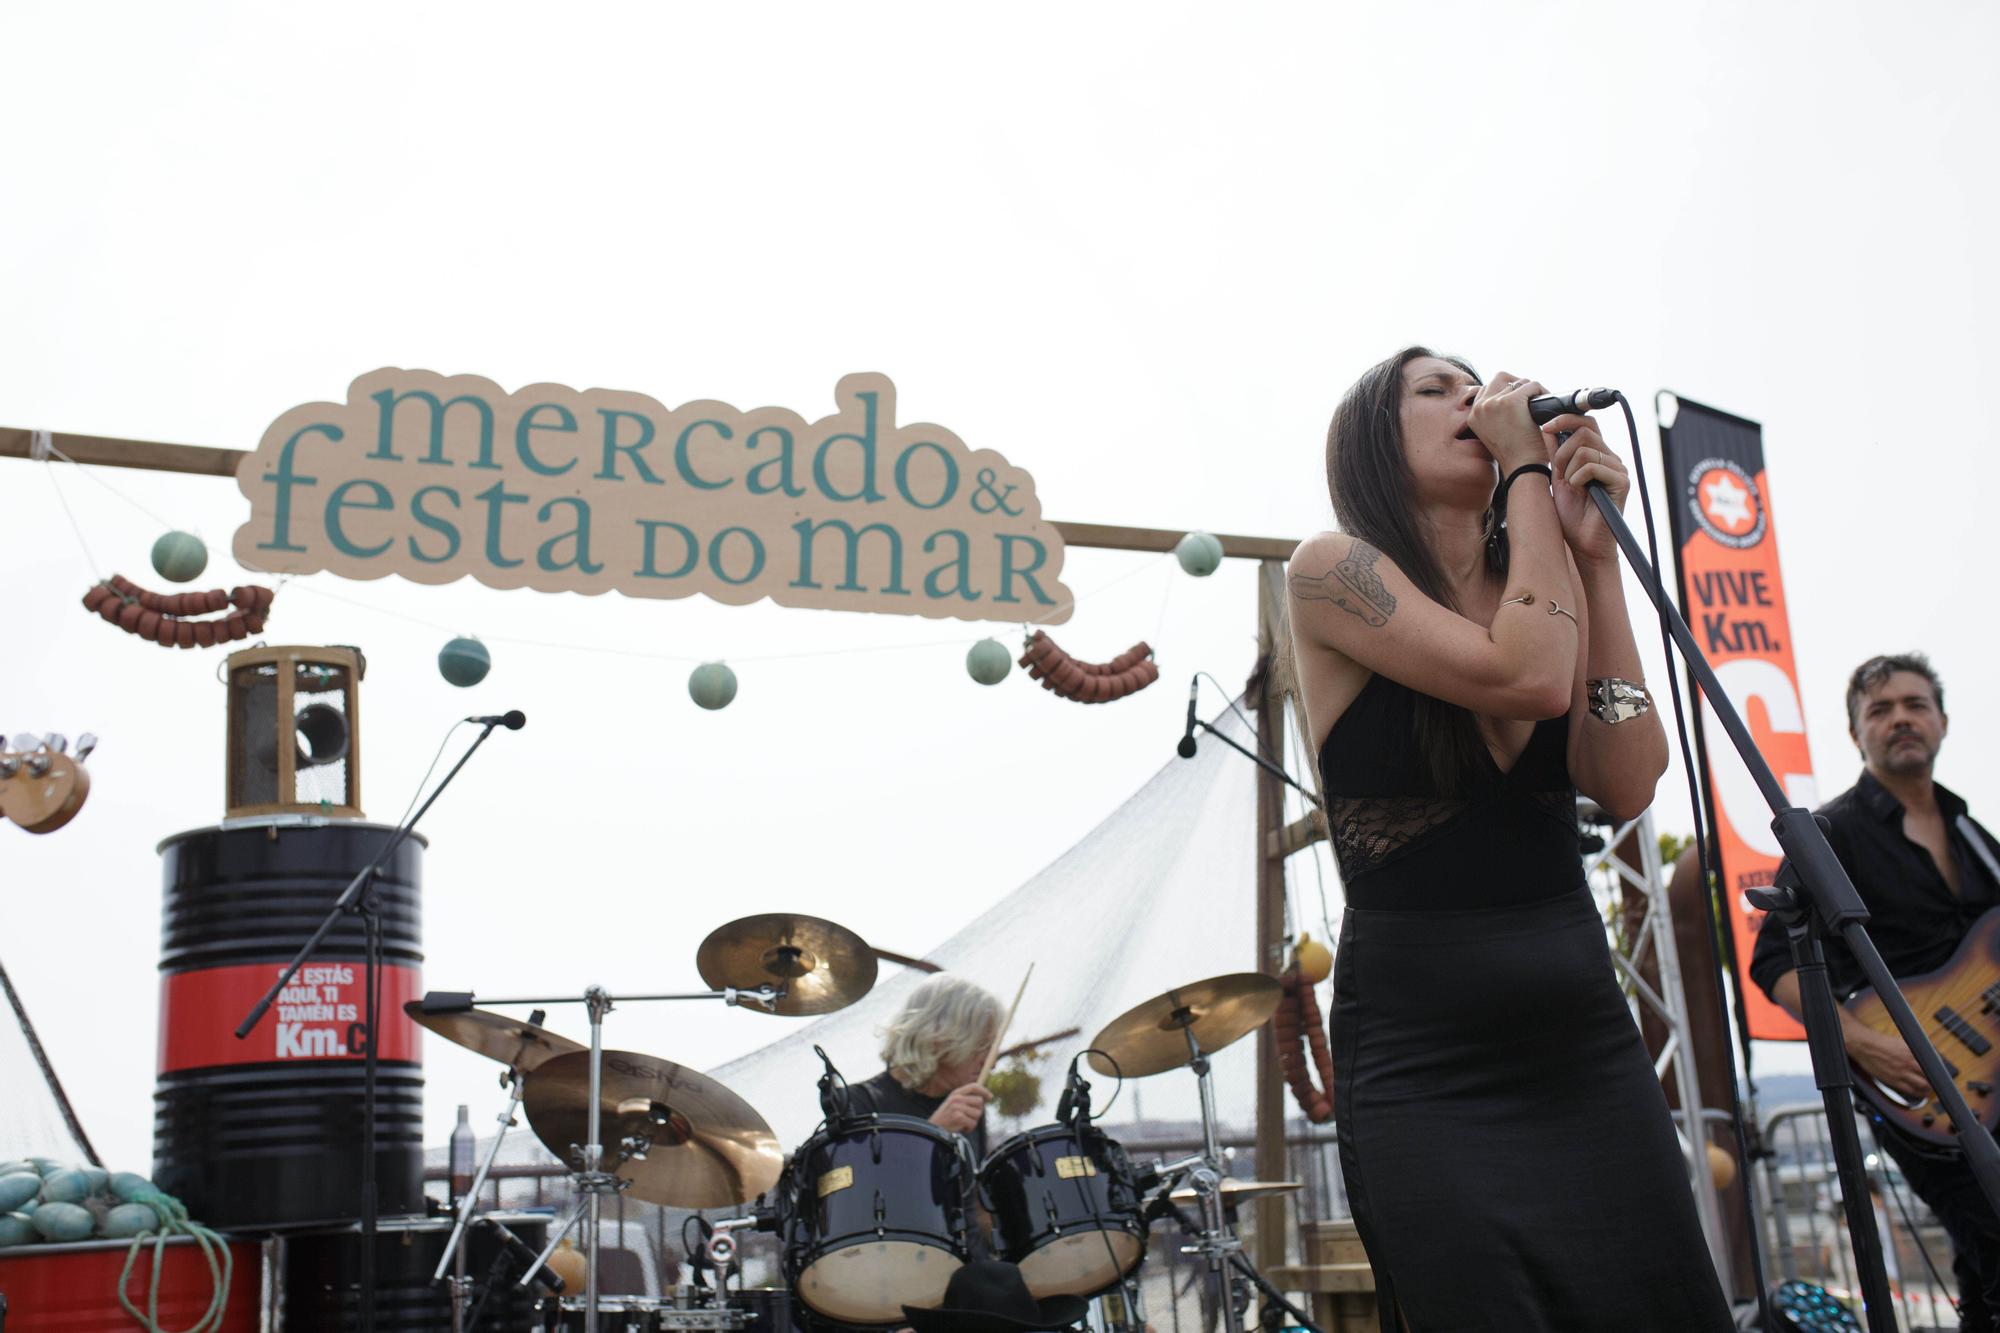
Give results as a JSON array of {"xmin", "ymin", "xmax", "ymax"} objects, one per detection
[
  {"xmin": 476, "ymin": 983, "xmax": 784, "ymax": 1333},
  {"xmin": 1179, "ymin": 1023, "xmax": 1244, "ymax": 1333},
  {"xmin": 433, "ymin": 1013, "xmax": 549, "ymax": 1305}
]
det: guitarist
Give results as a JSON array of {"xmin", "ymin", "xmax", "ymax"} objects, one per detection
[{"xmin": 1751, "ymin": 653, "xmax": 2000, "ymax": 1329}]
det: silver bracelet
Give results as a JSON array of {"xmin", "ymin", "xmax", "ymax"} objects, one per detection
[{"xmin": 1586, "ymin": 677, "xmax": 1652, "ymax": 724}]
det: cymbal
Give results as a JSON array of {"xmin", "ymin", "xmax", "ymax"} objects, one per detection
[
  {"xmin": 1086, "ymin": 972, "xmax": 1283, "ymax": 1078},
  {"xmin": 1171, "ymin": 1178, "xmax": 1303, "ymax": 1207},
  {"xmin": 523, "ymin": 1049, "xmax": 782, "ymax": 1209},
  {"xmin": 696, "ymin": 913, "xmax": 878, "ymax": 1016},
  {"xmin": 403, "ymin": 1002, "xmax": 584, "ymax": 1075}
]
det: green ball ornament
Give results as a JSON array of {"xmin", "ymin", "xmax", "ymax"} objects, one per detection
[
  {"xmin": 99, "ymin": 1202, "xmax": 158, "ymax": 1239},
  {"xmin": 37, "ymin": 1169, "xmax": 89, "ymax": 1205},
  {"xmin": 151, "ymin": 530, "xmax": 209, "ymax": 583},
  {"xmin": 109, "ymin": 1172, "xmax": 155, "ymax": 1203},
  {"xmin": 966, "ymin": 639, "xmax": 1012, "ymax": 686},
  {"xmin": 688, "ymin": 662, "xmax": 738, "ymax": 711},
  {"xmin": 30, "ymin": 1201, "xmax": 94, "ymax": 1242},
  {"xmin": 438, "ymin": 637, "xmax": 491, "ymax": 688},
  {"xmin": 1175, "ymin": 531, "xmax": 1224, "ymax": 577},
  {"xmin": 0, "ymin": 1175, "xmax": 40, "ymax": 1213}
]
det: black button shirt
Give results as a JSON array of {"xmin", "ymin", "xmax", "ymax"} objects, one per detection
[
  {"xmin": 845, "ymin": 1069, "xmax": 988, "ymax": 1162},
  {"xmin": 1750, "ymin": 770, "xmax": 2000, "ymax": 1001}
]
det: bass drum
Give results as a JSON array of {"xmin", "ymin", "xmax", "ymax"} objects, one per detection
[
  {"xmin": 980, "ymin": 1122, "xmax": 1145, "ymax": 1299},
  {"xmin": 781, "ymin": 1114, "xmax": 977, "ymax": 1326}
]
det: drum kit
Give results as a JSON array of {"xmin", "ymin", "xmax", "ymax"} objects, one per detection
[{"xmin": 409, "ymin": 914, "xmax": 1320, "ymax": 1333}]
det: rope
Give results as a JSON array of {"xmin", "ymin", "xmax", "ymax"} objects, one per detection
[
  {"xmin": 42, "ymin": 457, "xmax": 103, "ymax": 581},
  {"xmin": 112, "ymin": 1185, "xmax": 233, "ymax": 1333}
]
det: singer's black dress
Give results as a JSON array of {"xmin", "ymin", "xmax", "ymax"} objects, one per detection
[{"xmin": 1321, "ymin": 673, "xmax": 1732, "ymax": 1331}]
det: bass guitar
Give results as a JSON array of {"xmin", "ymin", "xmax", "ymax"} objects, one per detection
[{"xmin": 1846, "ymin": 907, "xmax": 2000, "ymax": 1146}]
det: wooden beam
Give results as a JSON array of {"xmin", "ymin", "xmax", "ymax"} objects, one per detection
[
  {"xmin": 1251, "ymin": 559, "xmax": 1290, "ymax": 1275},
  {"xmin": 0, "ymin": 428, "xmax": 1300, "ymax": 561},
  {"xmin": 871, "ymin": 947, "xmax": 942, "ymax": 974},
  {"xmin": 1049, "ymin": 520, "xmax": 1296, "ymax": 561},
  {"xmin": 1268, "ymin": 810, "xmax": 1329, "ymax": 860},
  {"xmin": 0, "ymin": 428, "xmax": 242, "ymax": 478}
]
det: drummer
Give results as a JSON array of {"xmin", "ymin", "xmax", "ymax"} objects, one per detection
[{"xmin": 846, "ymin": 973, "xmax": 1002, "ymax": 1159}]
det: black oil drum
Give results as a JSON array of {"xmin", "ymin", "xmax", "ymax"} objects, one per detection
[
  {"xmin": 284, "ymin": 1212, "xmax": 548, "ymax": 1331},
  {"xmin": 153, "ymin": 817, "xmax": 425, "ymax": 1229}
]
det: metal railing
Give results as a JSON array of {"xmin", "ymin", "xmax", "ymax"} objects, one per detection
[{"xmin": 1757, "ymin": 1101, "xmax": 1960, "ymax": 1331}]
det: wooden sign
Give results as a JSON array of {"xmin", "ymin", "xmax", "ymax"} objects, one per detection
[{"xmin": 233, "ymin": 370, "xmax": 1071, "ymax": 623}]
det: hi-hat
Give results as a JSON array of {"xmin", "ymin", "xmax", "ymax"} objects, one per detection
[
  {"xmin": 523, "ymin": 1049, "xmax": 782, "ymax": 1209},
  {"xmin": 696, "ymin": 913, "xmax": 878, "ymax": 1016},
  {"xmin": 403, "ymin": 1001, "xmax": 584, "ymax": 1075},
  {"xmin": 1087, "ymin": 973, "xmax": 1283, "ymax": 1078},
  {"xmin": 1170, "ymin": 1178, "xmax": 1303, "ymax": 1207}
]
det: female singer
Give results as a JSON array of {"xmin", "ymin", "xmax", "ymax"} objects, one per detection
[{"xmin": 1286, "ymin": 349, "xmax": 1731, "ymax": 1329}]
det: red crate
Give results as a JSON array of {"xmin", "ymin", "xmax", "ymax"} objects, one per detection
[{"xmin": 0, "ymin": 1235, "xmax": 261, "ymax": 1331}]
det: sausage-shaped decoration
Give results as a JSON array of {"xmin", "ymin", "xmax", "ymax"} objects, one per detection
[
  {"xmin": 1017, "ymin": 631, "xmax": 1159, "ymax": 704},
  {"xmin": 1274, "ymin": 970, "xmax": 1335, "ymax": 1124},
  {"xmin": 79, "ymin": 576, "xmax": 276, "ymax": 648}
]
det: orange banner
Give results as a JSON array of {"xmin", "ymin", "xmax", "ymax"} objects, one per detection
[{"xmin": 1661, "ymin": 397, "xmax": 1815, "ymax": 1041}]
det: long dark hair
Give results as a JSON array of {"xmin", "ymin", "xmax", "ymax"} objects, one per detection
[{"xmin": 1324, "ymin": 346, "xmax": 1502, "ymax": 795}]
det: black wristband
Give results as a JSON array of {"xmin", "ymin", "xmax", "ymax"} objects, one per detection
[{"xmin": 1500, "ymin": 463, "xmax": 1553, "ymax": 497}]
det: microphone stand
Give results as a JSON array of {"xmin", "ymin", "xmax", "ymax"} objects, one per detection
[
  {"xmin": 1183, "ymin": 717, "xmax": 1320, "ymax": 806},
  {"xmin": 236, "ymin": 717, "xmax": 508, "ymax": 1333},
  {"xmin": 1155, "ymin": 1202, "xmax": 1323, "ymax": 1333},
  {"xmin": 1578, "ymin": 446, "xmax": 2000, "ymax": 1331}
]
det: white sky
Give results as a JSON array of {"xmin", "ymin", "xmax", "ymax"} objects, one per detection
[{"xmin": 4, "ymin": 1, "xmax": 1997, "ymax": 1175}]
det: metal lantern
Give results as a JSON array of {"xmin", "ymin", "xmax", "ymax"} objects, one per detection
[{"xmin": 224, "ymin": 645, "xmax": 364, "ymax": 818}]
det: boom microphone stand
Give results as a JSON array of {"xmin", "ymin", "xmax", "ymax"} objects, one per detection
[
  {"xmin": 1581, "ymin": 399, "xmax": 2000, "ymax": 1331},
  {"xmin": 237, "ymin": 715, "xmax": 516, "ymax": 1333}
]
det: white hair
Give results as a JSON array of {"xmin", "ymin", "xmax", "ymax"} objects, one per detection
[{"xmin": 879, "ymin": 974, "xmax": 1004, "ymax": 1092}]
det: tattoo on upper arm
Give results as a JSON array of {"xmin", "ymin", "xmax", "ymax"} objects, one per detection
[{"xmin": 1289, "ymin": 541, "xmax": 1398, "ymax": 627}]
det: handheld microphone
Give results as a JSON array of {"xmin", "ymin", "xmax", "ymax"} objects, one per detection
[
  {"xmin": 467, "ymin": 711, "xmax": 527, "ymax": 730},
  {"xmin": 1177, "ymin": 678, "xmax": 1199, "ymax": 759},
  {"xmin": 477, "ymin": 1217, "xmax": 564, "ymax": 1292},
  {"xmin": 1527, "ymin": 388, "xmax": 1619, "ymax": 425}
]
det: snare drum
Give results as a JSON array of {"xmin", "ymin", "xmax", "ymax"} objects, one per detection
[
  {"xmin": 781, "ymin": 1114, "xmax": 977, "ymax": 1326},
  {"xmin": 980, "ymin": 1122, "xmax": 1145, "ymax": 1299}
]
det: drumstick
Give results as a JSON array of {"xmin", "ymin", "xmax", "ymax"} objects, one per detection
[{"xmin": 977, "ymin": 964, "xmax": 1034, "ymax": 1086}]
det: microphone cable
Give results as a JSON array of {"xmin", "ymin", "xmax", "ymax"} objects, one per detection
[{"xmin": 1608, "ymin": 392, "xmax": 1770, "ymax": 1323}]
